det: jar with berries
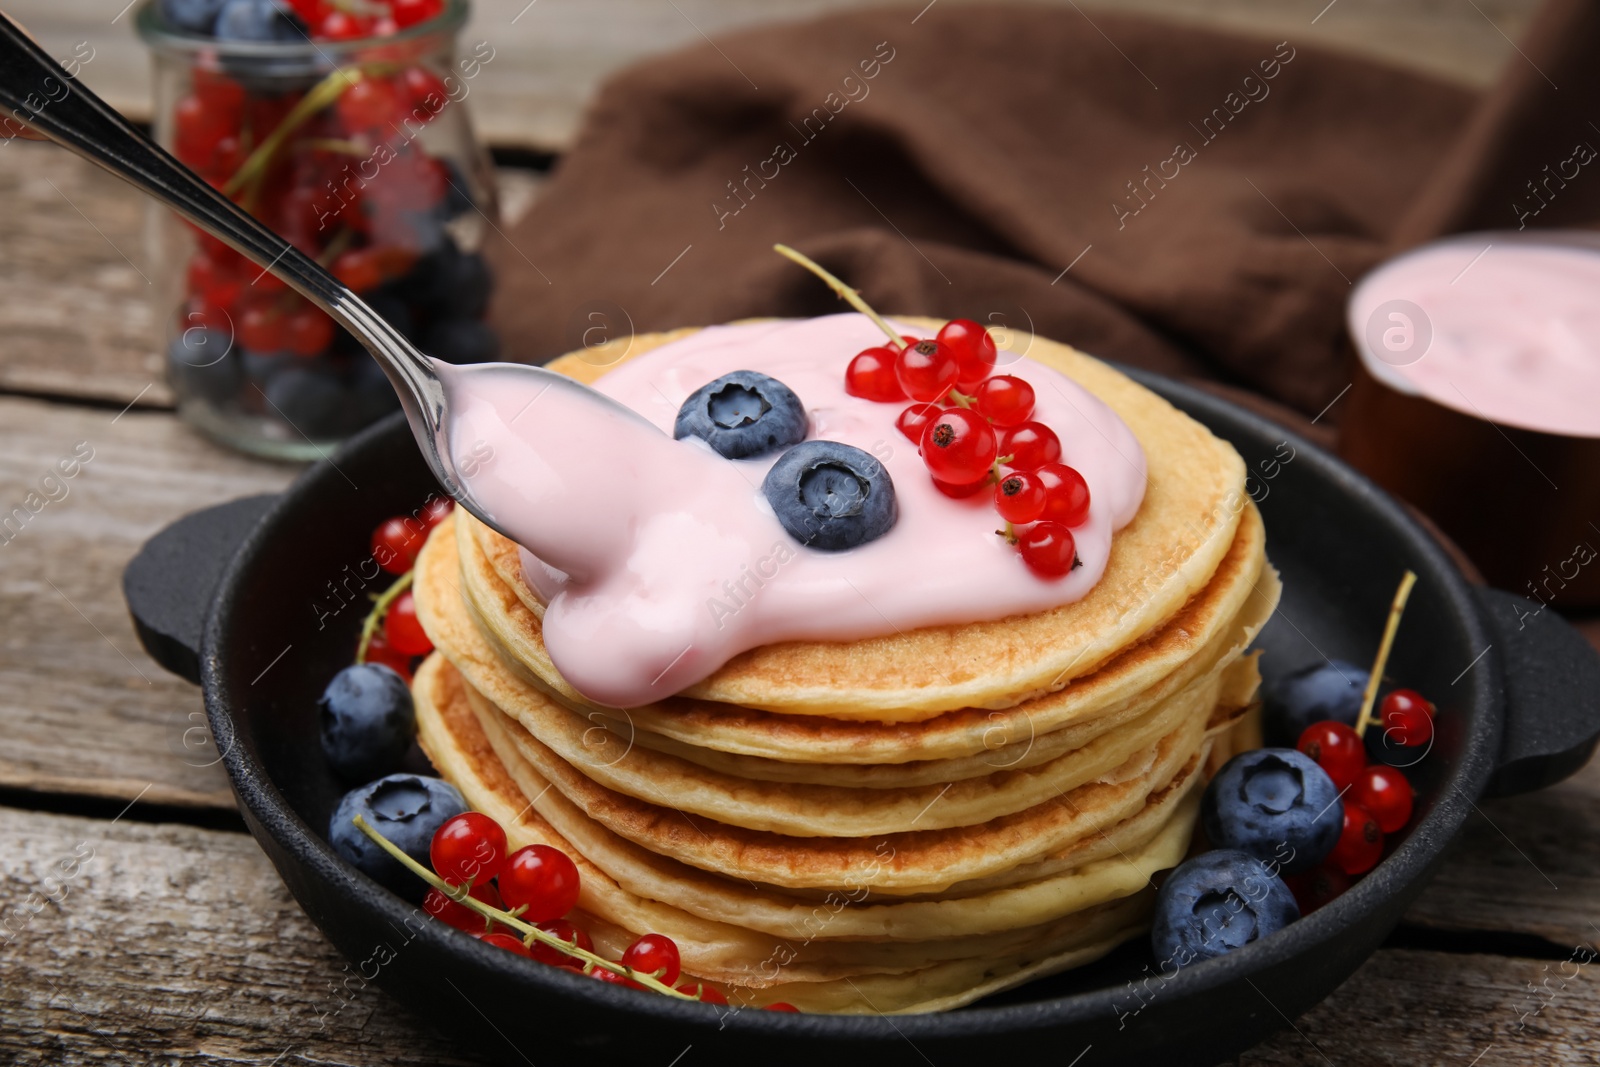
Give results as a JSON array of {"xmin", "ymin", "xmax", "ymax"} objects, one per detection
[{"xmin": 137, "ymin": 0, "xmax": 500, "ymax": 459}]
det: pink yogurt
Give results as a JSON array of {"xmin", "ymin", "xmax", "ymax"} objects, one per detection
[
  {"xmin": 1349, "ymin": 233, "xmax": 1600, "ymax": 439},
  {"xmin": 440, "ymin": 315, "xmax": 1147, "ymax": 708}
]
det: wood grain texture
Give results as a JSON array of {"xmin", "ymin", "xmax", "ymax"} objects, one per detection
[
  {"xmin": 0, "ymin": 395, "xmax": 295, "ymax": 809},
  {"xmin": 2, "ymin": 803, "xmax": 1596, "ymax": 1066},
  {"xmin": 14, "ymin": 0, "xmax": 1540, "ymax": 153}
]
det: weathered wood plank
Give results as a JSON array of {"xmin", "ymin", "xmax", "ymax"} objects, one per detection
[
  {"xmin": 0, "ymin": 395, "xmax": 295, "ymax": 809},
  {"xmin": 13, "ymin": 0, "xmax": 1539, "ymax": 154},
  {"xmin": 2, "ymin": 803, "xmax": 1594, "ymax": 1066}
]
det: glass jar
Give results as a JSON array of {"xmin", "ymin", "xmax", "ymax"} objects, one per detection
[{"xmin": 137, "ymin": 0, "xmax": 500, "ymax": 460}]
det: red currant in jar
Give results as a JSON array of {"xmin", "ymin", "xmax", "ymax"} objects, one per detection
[
  {"xmin": 371, "ymin": 516, "xmax": 424, "ymax": 574},
  {"xmin": 895, "ymin": 338, "xmax": 960, "ymax": 402},
  {"xmin": 430, "ymin": 811, "xmax": 507, "ymax": 885},
  {"xmin": 1330, "ymin": 803, "xmax": 1384, "ymax": 875},
  {"xmin": 1379, "ymin": 689, "xmax": 1434, "ymax": 747},
  {"xmin": 1351, "ymin": 764, "xmax": 1414, "ymax": 833},
  {"xmin": 895, "ymin": 402, "xmax": 940, "ymax": 442},
  {"xmin": 475, "ymin": 932, "xmax": 531, "ymax": 957},
  {"xmin": 398, "ymin": 66, "xmax": 449, "ymax": 116},
  {"xmin": 285, "ymin": 306, "xmax": 335, "ymax": 357},
  {"xmin": 187, "ymin": 252, "xmax": 242, "ymax": 310},
  {"xmin": 973, "ymin": 375, "xmax": 1035, "ymax": 427},
  {"xmin": 1035, "ymin": 463, "xmax": 1091, "ymax": 526},
  {"xmin": 423, "ymin": 879, "xmax": 503, "ymax": 933},
  {"xmin": 936, "ymin": 318, "xmax": 997, "ymax": 389},
  {"xmin": 318, "ymin": 9, "xmax": 373, "ymax": 40},
  {"xmin": 529, "ymin": 919, "xmax": 593, "ymax": 968},
  {"xmin": 1296, "ymin": 720, "xmax": 1366, "ymax": 791},
  {"xmin": 920, "ymin": 408, "xmax": 998, "ymax": 485},
  {"xmin": 499, "ymin": 844, "xmax": 582, "ymax": 922},
  {"xmin": 237, "ymin": 304, "xmax": 284, "ymax": 352},
  {"xmin": 1282, "ymin": 863, "xmax": 1351, "ymax": 915},
  {"xmin": 1018, "ymin": 522, "xmax": 1077, "ymax": 578},
  {"xmin": 622, "ymin": 933, "xmax": 681, "ymax": 985},
  {"xmin": 391, "ymin": 0, "xmax": 444, "ymax": 28},
  {"xmin": 994, "ymin": 472, "xmax": 1046, "ymax": 525},
  {"xmin": 384, "ymin": 590, "xmax": 433, "ymax": 657},
  {"xmin": 338, "ymin": 77, "xmax": 402, "ymax": 134},
  {"xmin": 334, "ymin": 248, "xmax": 383, "ymax": 293},
  {"xmin": 999, "ymin": 422, "xmax": 1061, "ymax": 471}
]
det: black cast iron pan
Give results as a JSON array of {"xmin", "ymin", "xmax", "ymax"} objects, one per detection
[{"xmin": 124, "ymin": 368, "xmax": 1600, "ymax": 1066}]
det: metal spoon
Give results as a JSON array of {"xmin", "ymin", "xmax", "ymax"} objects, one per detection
[{"xmin": 0, "ymin": 15, "xmax": 658, "ymax": 541}]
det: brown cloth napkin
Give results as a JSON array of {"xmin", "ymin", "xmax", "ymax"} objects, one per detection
[{"xmin": 486, "ymin": 0, "xmax": 1600, "ymax": 418}]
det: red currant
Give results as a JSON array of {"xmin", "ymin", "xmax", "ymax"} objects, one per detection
[
  {"xmin": 499, "ymin": 844, "xmax": 581, "ymax": 922},
  {"xmin": 391, "ymin": 0, "xmax": 444, "ymax": 28},
  {"xmin": 475, "ymin": 931, "xmax": 531, "ymax": 957},
  {"xmin": 845, "ymin": 346, "xmax": 904, "ymax": 402},
  {"xmin": 529, "ymin": 919, "xmax": 593, "ymax": 968},
  {"xmin": 1330, "ymin": 802, "xmax": 1384, "ymax": 875},
  {"xmin": 895, "ymin": 402, "xmax": 940, "ymax": 442},
  {"xmin": 1019, "ymin": 522, "xmax": 1077, "ymax": 578},
  {"xmin": 764, "ymin": 1002, "xmax": 800, "ymax": 1012},
  {"xmin": 398, "ymin": 66, "xmax": 449, "ymax": 116},
  {"xmin": 1035, "ymin": 463, "xmax": 1091, "ymax": 526},
  {"xmin": 284, "ymin": 306, "xmax": 335, "ymax": 357},
  {"xmin": 237, "ymin": 304, "xmax": 284, "ymax": 352},
  {"xmin": 1296, "ymin": 720, "xmax": 1366, "ymax": 791},
  {"xmin": 423, "ymin": 879, "xmax": 503, "ymax": 934},
  {"xmin": 385, "ymin": 590, "xmax": 433, "ymax": 656},
  {"xmin": 1379, "ymin": 689, "xmax": 1434, "ymax": 747},
  {"xmin": 937, "ymin": 318, "xmax": 997, "ymax": 389},
  {"xmin": 420, "ymin": 497, "xmax": 455, "ymax": 529},
  {"xmin": 187, "ymin": 251, "xmax": 242, "ymax": 310},
  {"xmin": 333, "ymin": 248, "xmax": 383, "ymax": 292},
  {"xmin": 933, "ymin": 477, "xmax": 989, "ymax": 499},
  {"xmin": 1282, "ymin": 863, "xmax": 1351, "ymax": 915},
  {"xmin": 337, "ymin": 77, "xmax": 401, "ymax": 133},
  {"xmin": 371, "ymin": 515, "xmax": 424, "ymax": 574},
  {"xmin": 920, "ymin": 408, "xmax": 997, "ymax": 485},
  {"xmin": 283, "ymin": 0, "xmax": 328, "ymax": 24},
  {"xmin": 317, "ymin": 9, "xmax": 372, "ymax": 39},
  {"xmin": 622, "ymin": 933, "xmax": 681, "ymax": 985},
  {"xmin": 999, "ymin": 422, "xmax": 1062, "ymax": 471},
  {"xmin": 591, "ymin": 966, "xmax": 639, "ymax": 988},
  {"xmin": 895, "ymin": 338, "xmax": 959, "ymax": 402},
  {"xmin": 678, "ymin": 981, "xmax": 727, "ymax": 1004},
  {"xmin": 430, "ymin": 811, "xmax": 507, "ymax": 885},
  {"xmin": 973, "ymin": 375, "xmax": 1035, "ymax": 427},
  {"xmin": 363, "ymin": 628, "xmax": 413, "ymax": 681},
  {"xmin": 995, "ymin": 472, "xmax": 1046, "ymax": 525},
  {"xmin": 1351, "ymin": 764, "xmax": 1414, "ymax": 833}
]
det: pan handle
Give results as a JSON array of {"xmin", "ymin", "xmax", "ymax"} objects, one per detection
[
  {"xmin": 123, "ymin": 494, "xmax": 279, "ymax": 685},
  {"xmin": 1478, "ymin": 587, "xmax": 1600, "ymax": 797}
]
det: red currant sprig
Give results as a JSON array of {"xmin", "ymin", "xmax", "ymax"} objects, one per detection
[{"xmin": 773, "ymin": 244, "xmax": 1093, "ymax": 580}]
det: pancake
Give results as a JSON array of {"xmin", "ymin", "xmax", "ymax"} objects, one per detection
[
  {"xmin": 466, "ymin": 319, "xmax": 1249, "ymax": 720},
  {"xmin": 452, "ymin": 499, "xmax": 1276, "ymax": 764},
  {"xmin": 417, "ymin": 651, "xmax": 1199, "ymax": 947}
]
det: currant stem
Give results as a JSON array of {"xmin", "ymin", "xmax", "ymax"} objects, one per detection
[
  {"xmin": 945, "ymin": 389, "xmax": 975, "ymax": 409},
  {"xmin": 351, "ymin": 815, "xmax": 697, "ymax": 1000},
  {"xmin": 224, "ymin": 66, "xmax": 375, "ymax": 198},
  {"xmin": 355, "ymin": 570, "xmax": 414, "ymax": 664},
  {"xmin": 772, "ymin": 244, "xmax": 906, "ymax": 349},
  {"xmin": 1353, "ymin": 570, "xmax": 1418, "ymax": 739}
]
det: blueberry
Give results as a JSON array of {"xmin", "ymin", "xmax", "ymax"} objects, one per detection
[
  {"xmin": 319, "ymin": 664, "xmax": 415, "ymax": 781},
  {"xmin": 328, "ymin": 774, "xmax": 467, "ymax": 901},
  {"xmin": 241, "ymin": 349, "xmax": 287, "ymax": 385},
  {"xmin": 1202, "ymin": 748, "xmax": 1342, "ymax": 875},
  {"xmin": 213, "ymin": 0, "xmax": 302, "ymax": 40},
  {"xmin": 403, "ymin": 242, "xmax": 491, "ymax": 319},
  {"xmin": 1152, "ymin": 850, "xmax": 1300, "ymax": 966},
  {"xmin": 1262, "ymin": 660, "xmax": 1370, "ymax": 746},
  {"xmin": 676, "ymin": 371, "xmax": 808, "ymax": 460},
  {"xmin": 159, "ymin": 0, "xmax": 229, "ymax": 34},
  {"xmin": 423, "ymin": 318, "xmax": 500, "ymax": 365},
  {"xmin": 761, "ymin": 440, "xmax": 897, "ymax": 551},
  {"xmin": 264, "ymin": 365, "xmax": 347, "ymax": 438},
  {"xmin": 167, "ymin": 330, "xmax": 243, "ymax": 406}
]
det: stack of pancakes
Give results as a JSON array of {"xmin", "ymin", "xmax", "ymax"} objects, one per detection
[{"xmin": 410, "ymin": 324, "xmax": 1280, "ymax": 1014}]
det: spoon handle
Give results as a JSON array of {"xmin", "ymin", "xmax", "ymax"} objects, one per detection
[{"xmin": 0, "ymin": 15, "xmax": 444, "ymax": 441}]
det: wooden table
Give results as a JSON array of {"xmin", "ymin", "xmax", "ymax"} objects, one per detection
[{"xmin": 4, "ymin": 36, "xmax": 1599, "ymax": 1060}]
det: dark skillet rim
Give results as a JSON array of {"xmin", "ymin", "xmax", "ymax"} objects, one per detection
[{"xmin": 200, "ymin": 369, "xmax": 1502, "ymax": 1041}]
